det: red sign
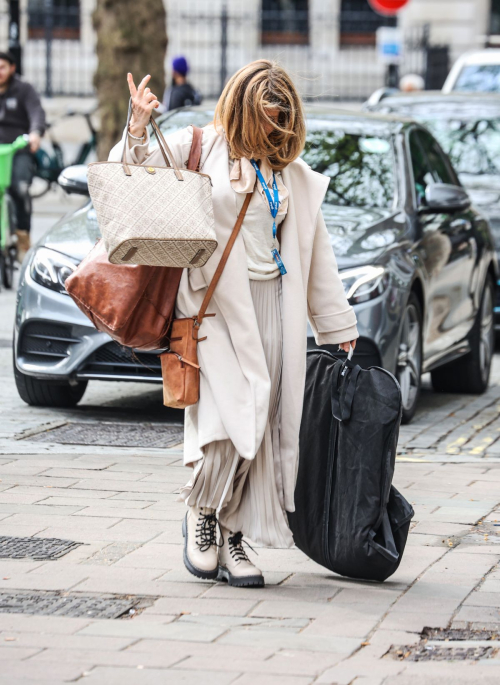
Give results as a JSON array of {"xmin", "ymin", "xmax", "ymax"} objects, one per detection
[{"xmin": 368, "ymin": 0, "xmax": 410, "ymax": 15}]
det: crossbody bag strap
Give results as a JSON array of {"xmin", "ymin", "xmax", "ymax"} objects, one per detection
[{"xmin": 196, "ymin": 192, "xmax": 252, "ymax": 325}]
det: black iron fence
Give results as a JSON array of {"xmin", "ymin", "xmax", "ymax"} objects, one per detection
[
  {"xmin": 166, "ymin": 7, "xmax": 436, "ymax": 102},
  {"xmin": 0, "ymin": 1, "xmax": 449, "ymax": 101}
]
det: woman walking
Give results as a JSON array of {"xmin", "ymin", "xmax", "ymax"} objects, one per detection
[{"xmin": 109, "ymin": 60, "xmax": 358, "ymax": 587}]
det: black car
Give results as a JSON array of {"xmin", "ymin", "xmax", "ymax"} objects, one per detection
[
  {"xmin": 14, "ymin": 107, "xmax": 497, "ymax": 423},
  {"xmin": 365, "ymin": 91, "xmax": 500, "ymax": 325}
]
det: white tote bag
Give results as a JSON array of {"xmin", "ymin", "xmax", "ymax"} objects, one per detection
[{"xmin": 87, "ymin": 100, "xmax": 217, "ymax": 268}]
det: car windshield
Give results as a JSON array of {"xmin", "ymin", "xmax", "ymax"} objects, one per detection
[
  {"xmin": 302, "ymin": 128, "xmax": 395, "ymax": 209},
  {"xmin": 453, "ymin": 64, "xmax": 500, "ymax": 92},
  {"xmin": 156, "ymin": 112, "xmax": 396, "ymax": 209},
  {"xmin": 420, "ymin": 116, "xmax": 500, "ymax": 176}
]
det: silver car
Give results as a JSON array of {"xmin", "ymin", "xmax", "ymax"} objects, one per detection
[{"xmin": 14, "ymin": 108, "xmax": 498, "ymax": 423}]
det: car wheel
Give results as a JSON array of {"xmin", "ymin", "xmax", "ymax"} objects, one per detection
[
  {"xmin": 14, "ymin": 363, "xmax": 88, "ymax": 408},
  {"xmin": 396, "ymin": 293, "xmax": 422, "ymax": 424},
  {"xmin": 431, "ymin": 275, "xmax": 494, "ymax": 394}
]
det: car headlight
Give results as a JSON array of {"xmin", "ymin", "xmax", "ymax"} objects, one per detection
[
  {"xmin": 30, "ymin": 247, "xmax": 77, "ymax": 295},
  {"xmin": 340, "ymin": 265, "xmax": 387, "ymax": 304}
]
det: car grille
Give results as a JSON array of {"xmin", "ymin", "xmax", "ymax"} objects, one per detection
[
  {"xmin": 77, "ymin": 341, "xmax": 162, "ymax": 381},
  {"xmin": 19, "ymin": 322, "xmax": 79, "ymax": 363},
  {"xmin": 307, "ymin": 336, "xmax": 381, "ymax": 369}
]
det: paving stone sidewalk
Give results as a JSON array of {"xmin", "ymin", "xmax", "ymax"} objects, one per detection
[{"xmin": 2, "ymin": 272, "xmax": 500, "ymax": 682}]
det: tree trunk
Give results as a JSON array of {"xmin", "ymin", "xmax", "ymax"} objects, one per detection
[{"xmin": 93, "ymin": 0, "xmax": 167, "ymax": 160}]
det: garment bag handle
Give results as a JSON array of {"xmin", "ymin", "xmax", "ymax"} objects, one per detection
[{"xmin": 331, "ymin": 356, "xmax": 360, "ymax": 422}]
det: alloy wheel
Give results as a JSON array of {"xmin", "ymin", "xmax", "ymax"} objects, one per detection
[
  {"xmin": 479, "ymin": 283, "xmax": 494, "ymax": 384},
  {"xmin": 397, "ymin": 302, "xmax": 422, "ymax": 413}
]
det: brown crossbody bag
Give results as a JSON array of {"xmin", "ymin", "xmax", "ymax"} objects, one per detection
[{"xmin": 160, "ymin": 191, "xmax": 252, "ymax": 409}]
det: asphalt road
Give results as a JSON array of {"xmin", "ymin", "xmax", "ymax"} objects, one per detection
[{"xmin": 4, "ymin": 185, "xmax": 500, "ymax": 457}]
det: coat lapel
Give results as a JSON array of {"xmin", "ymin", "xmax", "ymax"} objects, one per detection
[{"xmin": 191, "ymin": 132, "xmax": 271, "ymax": 459}]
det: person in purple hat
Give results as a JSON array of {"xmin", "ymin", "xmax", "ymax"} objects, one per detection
[{"xmin": 162, "ymin": 56, "xmax": 202, "ymax": 112}]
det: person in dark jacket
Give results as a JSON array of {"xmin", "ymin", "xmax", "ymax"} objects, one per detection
[
  {"xmin": 0, "ymin": 51, "xmax": 46, "ymax": 258},
  {"xmin": 161, "ymin": 56, "xmax": 202, "ymax": 112}
]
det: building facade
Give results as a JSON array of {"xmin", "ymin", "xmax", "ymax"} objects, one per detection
[{"xmin": 1, "ymin": 0, "xmax": 497, "ymax": 100}]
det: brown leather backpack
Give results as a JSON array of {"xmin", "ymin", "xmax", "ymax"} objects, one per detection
[{"xmin": 65, "ymin": 126, "xmax": 204, "ymax": 351}]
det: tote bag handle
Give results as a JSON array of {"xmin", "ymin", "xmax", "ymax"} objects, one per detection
[{"xmin": 121, "ymin": 97, "xmax": 183, "ymax": 181}]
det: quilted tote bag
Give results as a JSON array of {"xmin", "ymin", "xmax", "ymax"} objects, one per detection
[
  {"xmin": 86, "ymin": 99, "xmax": 217, "ymax": 268},
  {"xmin": 288, "ymin": 349, "xmax": 414, "ymax": 582},
  {"xmin": 65, "ymin": 127, "xmax": 204, "ymax": 351}
]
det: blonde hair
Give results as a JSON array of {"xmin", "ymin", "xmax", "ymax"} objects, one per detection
[{"xmin": 214, "ymin": 59, "xmax": 306, "ymax": 171}]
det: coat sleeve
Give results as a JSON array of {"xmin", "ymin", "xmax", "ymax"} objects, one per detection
[{"xmin": 307, "ymin": 209, "xmax": 359, "ymax": 346}]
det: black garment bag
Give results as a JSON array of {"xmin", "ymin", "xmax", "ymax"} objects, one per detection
[{"xmin": 288, "ymin": 350, "xmax": 414, "ymax": 582}]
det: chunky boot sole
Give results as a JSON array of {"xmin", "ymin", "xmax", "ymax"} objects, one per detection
[
  {"xmin": 217, "ymin": 564, "xmax": 265, "ymax": 588},
  {"xmin": 182, "ymin": 514, "xmax": 218, "ymax": 581}
]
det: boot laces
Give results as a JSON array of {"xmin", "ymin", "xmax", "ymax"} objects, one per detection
[
  {"xmin": 195, "ymin": 510, "xmax": 222, "ymax": 552},
  {"xmin": 228, "ymin": 531, "xmax": 257, "ymax": 564}
]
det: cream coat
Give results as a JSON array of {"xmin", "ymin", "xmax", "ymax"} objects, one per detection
[{"xmin": 109, "ymin": 124, "xmax": 358, "ymax": 511}]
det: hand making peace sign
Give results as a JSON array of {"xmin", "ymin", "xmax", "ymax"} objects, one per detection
[{"xmin": 127, "ymin": 73, "xmax": 160, "ymax": 138}]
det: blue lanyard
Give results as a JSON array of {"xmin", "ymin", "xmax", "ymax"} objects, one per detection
[
  {"xmin": 250, "ymin": 159, "xmax": 280, "ymax": 237},
  {"xmin": 250, "ymin": 158, "xmax": 287, "ymax": 275}
]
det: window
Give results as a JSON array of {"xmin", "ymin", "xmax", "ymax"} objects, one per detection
[
  {"xmin": 453, "ymin": 65, "xmax": 500, "ymax": 93},
  {"xmin": 302, "ymin": 129, "xmax": 395, "ymax": 210},
  {"xmin": 340, "ymin": 0, "xmax": 396, "ymax": 47},
  {"xmin": 409, "ymin": 131, "xmax": 436, "ymax": 207},
  {"xmin": 422, "ymin": 116, "xmax": 500, "ymax": 176},
  {"xmin": 491, "ymin": 0, "xmax": 500, "ymax": 35},
  {"xmin": 28, "ymin": 0, "xmax": 80, "ymax": 41},
  {"xmin": 418, "ymin": 130, "xmax": 458, "ymax": 186},
  {"xmin": 261, "ymin": 0, "xmax": 309, "ymax": 46},
  {"xmin": 409, "ymin": 129, "xmax": 457, "ymax": 207}
]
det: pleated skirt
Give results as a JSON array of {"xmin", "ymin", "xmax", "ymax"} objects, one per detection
[{"xmin": 179, "ymin": 276, "xmax": 294, "ymax": 549}]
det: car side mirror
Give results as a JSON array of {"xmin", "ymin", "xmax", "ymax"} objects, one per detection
[
  {"xmin": 57, "ymin": 165, "xmax": 89, "ymax": 196},
  {"xmin": 421, "ymin": 183, "xmax": 470, "ymax": 213}
]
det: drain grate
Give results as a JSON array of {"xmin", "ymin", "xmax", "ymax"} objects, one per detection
[
  {"xmin": 423, "ymin": 627, "xmax": 499, "ymax": 641},
  {"xmin": 387, "ymin": 628, "xmax": 500, "ymax": 662},
  {"xmin": 0, "ymin": 536, "xmax": 82, "ymax": 560},
  {"xmin": 389, "ymin": 644, "xmax": 496, "ymax": 662},
  {"xmin": 0, "ymin": 590, "xmax": 148, "ymax": 619},
  {"xmin": 25, "ymin": 422, "xmax": 184, "ymax": 448}
]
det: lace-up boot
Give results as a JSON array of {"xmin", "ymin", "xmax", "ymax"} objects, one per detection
[
  {"xmin": 218, "ymin": 526, "xmax": 264, "ymax": 587},
  {"xmin": 182, "ymin": 506, "xmax": 219, "ymax": 580}
]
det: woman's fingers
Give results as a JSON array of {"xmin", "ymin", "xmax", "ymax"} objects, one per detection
[
  {"xmin": 137, "ymin": 74, "xmax": 151, "ymax": 97},
  {"xmin": 338, "ymin": 340, "xmax": 357, "ymax": 354},
  {"xmin": 127, "ymin": 72, "xmax": 137, "ymax": 97},
  {"xmin": 127, "ymin": 74, "xmax": 159, "ymax": 127}
]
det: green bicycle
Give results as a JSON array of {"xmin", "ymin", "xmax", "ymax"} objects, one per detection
[{"xmin": 0, "ymin": 135, "xmax": 29, "ymax": 289}]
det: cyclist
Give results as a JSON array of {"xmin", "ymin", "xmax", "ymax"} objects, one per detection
[{"xmin": 0, "ymin": 51, "xmax": 46, "ymax": 260}]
